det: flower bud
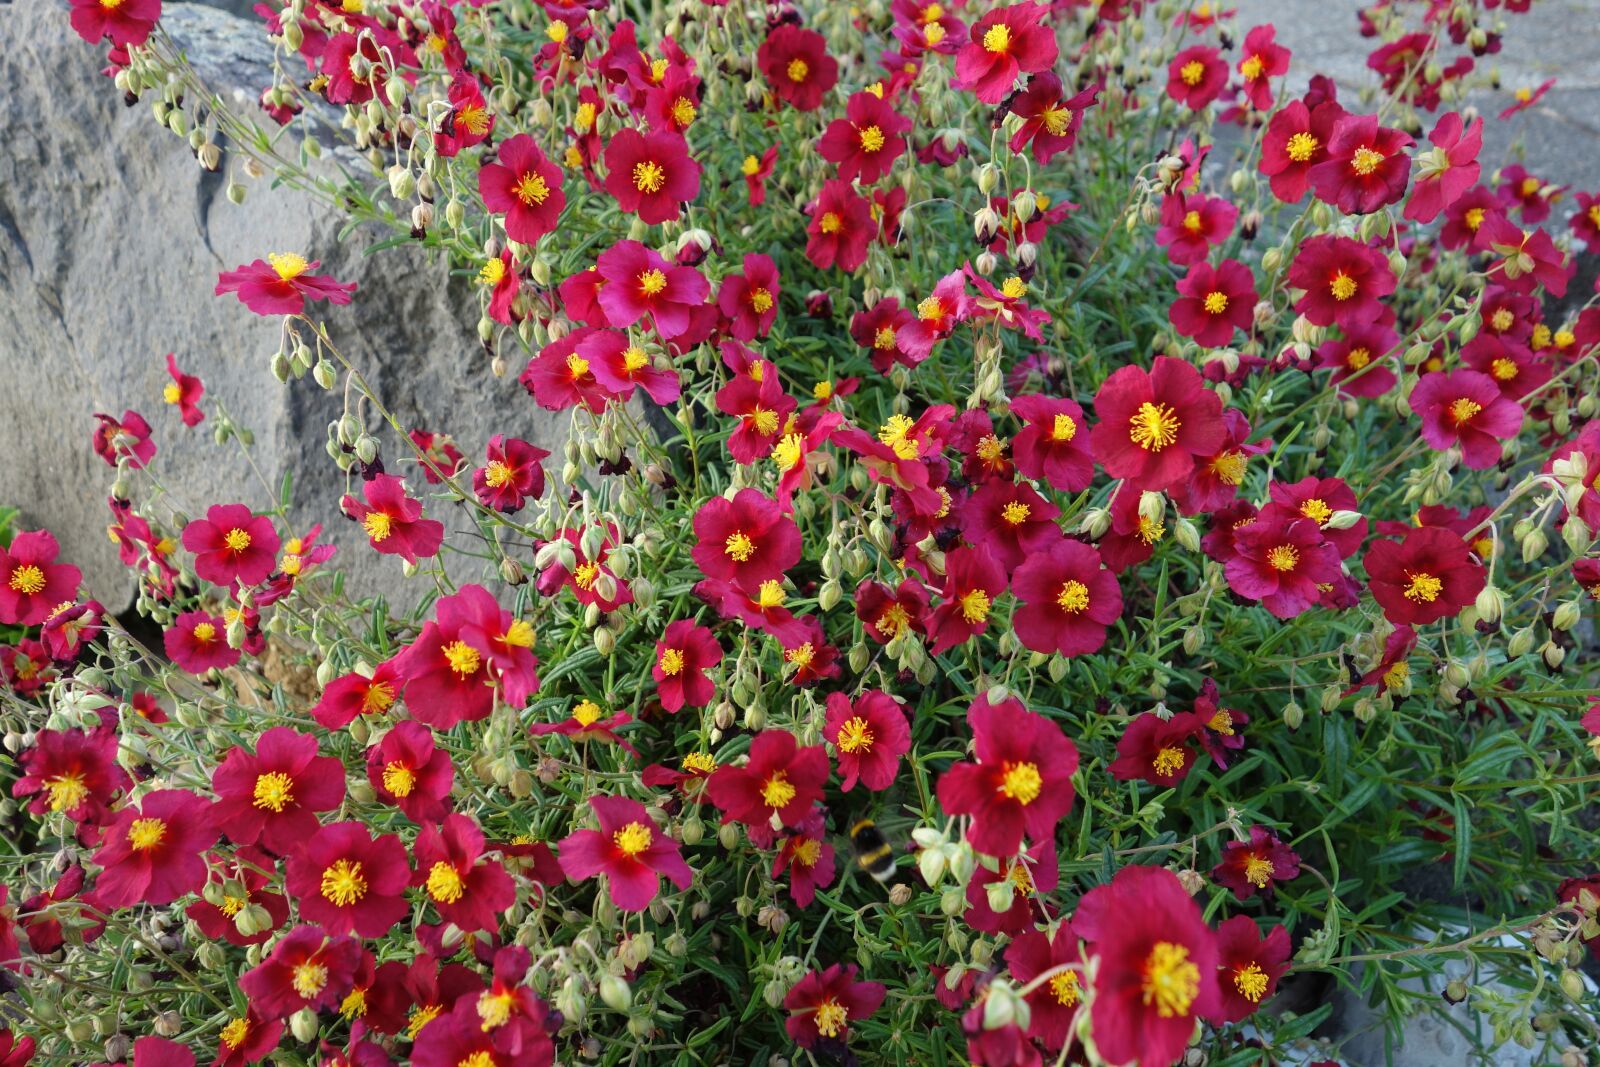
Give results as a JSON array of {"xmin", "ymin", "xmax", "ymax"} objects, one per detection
[
  {"xmin": 289, "ymin": 1009, "xmax": 319, "ymax": 1043},
  {"xmin": 599, "ymin": 974, "xmax": 632, "ymax": 1011},
  {"xmin": 1553, "ymin": 600, "xmax": 1582, "ymax": 632}
]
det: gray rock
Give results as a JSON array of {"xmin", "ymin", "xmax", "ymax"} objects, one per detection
[{"xmin": 0, "ymin": 0, "xmax": 567, "ymax": 609}]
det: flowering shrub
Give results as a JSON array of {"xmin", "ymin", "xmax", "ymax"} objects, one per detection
[{"xmin": 6, "ymin": 0, "xmax": 1600, "ymax": 1065}]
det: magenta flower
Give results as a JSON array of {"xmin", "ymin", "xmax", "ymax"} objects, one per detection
[
  {"xmin": 215, "ymin": 255, "xmax": 356, "ymax": 316},
  {"xmin": 603, "ymin": 128, "xmax": 702, "ymax": 224},
  {"xmin": 164, "ymin": 610, "xmax": 240, "ymax": 673},
  {"xmin": 595, "ymin": 240, "xmax": 709, "ymax": 340},
  {"xmin": 1169, "ymin": 259, "xmax": 1256, "ymax": 347},
  {"xmin": 823, "ymin": 689, "xmax": 910, "ymax": 792},
  {"xmin": 182, "ymin": 504, "xmax": 281, "ymax": 588},
  {"xmin": 1404, "ymin": 111, "xmax": 1483, "ymax": 224},
  {"xmin": 954, "ymin": 3, "xmax": 1057, "ymax": 104},
  {"xmin": 477, "ymin": 133, "xmax": 566, "ymax": 245},
  {"xmin": 68, "ymin": 0, "xmax": 160, "ymax": 46},
  {"xmin": 341, "ymin": 474, "xmax": 445, "ymax": 564},
  {"xmin": 1410, "ymin": 369, "xmax": 1523, "ymax": 469},
  {"xmin": 557, "ymin": 795, "xmax": 693, "ymax": 911},
  {"xmin": 653, "ymin": 619, "xmax": 722, "ymax": 713},
  {"xmin": 0, "ymin": 530, "xmax": 82, "ymax": 627}
]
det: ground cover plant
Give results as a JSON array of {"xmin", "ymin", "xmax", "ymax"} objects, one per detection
[{"xmin": 4, "ymin": 0, "xmax": 1600, "ymax": 1064}]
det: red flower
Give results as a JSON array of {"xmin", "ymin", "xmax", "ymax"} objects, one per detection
[
  {"xmin": 211, "ymin": 1010, "xmax": 283, "ymax": 1066},
  {"xmin": 852, "ymin": 298, "xmax": 917, "ymax": 371},
  {"xmin": 596, "ymin": 239, "xmax": 709, "ymax": 340},
  {"xmin": 90, "ymin": 789, "xmax": 216, "ymax": 908},
  {"xmin": 215, "ymin": 254, "xmax": 356, "ymax": 316},
  {"xmin": 398, "ymin": 584, "xmax": 538, "ymax": 726},
  {"xmin": 529, "ymin": 699, "xmax": 638, "ymax": 756},
  {"xmin": 707, "ymin": 729, "xmax": 829, "ymax": 830},
  {"xmin": 311, "ymin": 661, "xmax": 403, "ymax": 730},
  {"xmin": 1225, "ymin": 506, "xmax": 1342, "ymax": 619},
  {"xmin": 716, "ymin": 362, "xmax": 795, "ymax": 465},
  {"xmin": 742, "ymin": 145, "xmax": 778, "ymax": 206},
  {"xmin": 366, "ymin": 719, "xmax": 454, "ymax": 824},
  {"xmin": 521, "ymin": 326, "xmax": 619, "ymax": 411},
  {"xmin": 284, "ymin": 822, "xmax": 411, "ymax": 937},
  {"xmin": 1315, "ymin": 321, "xmax": 1399, "ymax": 398},
  {"xmin": 1364, "ymin": 526, "xmax": 1485, "ymax": 626},
  {"xmin": 1236, "ymin": 24, "xmax": 1290, "ymax": 110},
  {"xmin": 691, "ymin": 489, "xmax": 801, "ymax": 594},
  {"xmin": 1211, "ymin": 917, "xmax": 1291, "ymax": 1023},
  {"xmin": 782, "ymin": 963, "xmax": 886, "ymax": 1048},
  {"xmin": 238, "ymin": 924, "xmax": 365, "ymax": 1019},
  {"xmin": 818, "ymin": 90, "xmax": 910, "ymax": 185},
  {"xmin": 164, "ymin": 610, "xmax": 240, "ymax": 673},
  {"xmin": 652, "ymin": 619, "xmax": 721, "ymax": 712},
  {"xmin": 1169, "ymin": 409, "xmax": 1269, "ymax": 516},
  {"xmin": 806, "ymin": 179, "xmax": 876, "ymax": 272},
  {"xmin": 92, "ymin": 409, "xmax": 156, "ymax": 467},
  {"xmin": 341, "ymin": 474, "xmax": 445, "ymax": 564},
  {"xmin": 557, "ymin": 795, "xmax": 693, "ymax": 911},
  {"xmin": 824, "ymin": 690, "xmax": 910, "ymax": 792},
  {"xmin": 1292, "ymin": 235, "xmax": 1395, "ymax": 328},
  {"xmin": 433, "ymin": 74, "xmax": 494, "ymax": 157},
  {"xmin": 603, "ymin": 128, "xmax": 701, "ymax": 224},
  {"xmin": 927, "ymin": 546, "xmax": 1007, "ymax": 655},
  {"xmin": 477, "ymin": 133, "xmax": 565, "ymax": 244},
  {"xmin": 12, "ymin": 727, "xmax": 130, "ymax": 826},
  {"xmin": 960, "ymin": 478, "xmax": 1061, "ymax": 572},
  {"xmin": 1309, "ymin": 113, "xmax": 1414, "ymax": 215},
  {"xmin": 899, "ymin": 270, "xmax": 969, "ymax": 361},
  {"xmin": 1498, "ymin": 77, "xmax": 1554, "ymax": 119},
  {"xmin": 717, "ymin": 253, "xmax": 782, "ymax": 341},
  {"xmin": 68, "ymin": 0, "xmax": 159, "ymax": 46},
  {"xmin": 1075, "ymin": 865, "xmax": 1220, "ymax": 1067},
  {"xmin": 319, "ymin": 32, "xmax": 398, "ymax": 106},
  {"xmin": 535, "ymin": 523, "xmax": 633, "ymax": 611},
  {"xmin": 1475, "ymin": 212, "xmax": 1572, "ymax": 297},
  {"xmin": 185, "ymin": 846, "xmax": 288, "ymax": 946},
  {"xmin": 964, "ymin": 839, "xmax": 1059, "ymax": 936},
  {"xmin": 473, "ymin": 435, "xmax": 550, "ymax": 514},
  {"xmin": 954, "ymin": 2, "xmax": 1057, "ymax": 105},
  {"xmin": 414, "ymin": 813, "xmax": 515, "ymax": 934},
  {"xmin": 1108, "ymin": 711, "xmax": 1207, "ymax": 787},
  {"xmin": 773, "ymin": 811, "xmax": 836, "ymax": 908},
  {"xmin": 937, "ymin": 694, "xmax": 1078, "ymax": 856},
  {"xmin": 162, "ymin": 353, "xmax": 205, "ymax": 426},
  {"xmin": 0, "ymin": 530, "xmax": 81, "ymax": 626},
  {"xmin": 1212, "ymin": 825, "xmax": 1300, "ymax": 901},
  {"xmin": 1004, "ymin": 925, "xmax": 1085, "ymax": 1050},
  {"xmin": 1009, "ymin": 394, "xmax": 1093, "ymax": 491},
  {"xmin": 855, "ymin": 578, "xmax": 929, "ymax": 645},
  {"xmin": 579, "ymin": 329, "xmax": 683, "ymax": 406},
  {"xmin": 212, "ymin": 726, "xmax": 345, "ymax": 855},
  {"xmin": 182, "ymin": 504, "xmax": 280, "ymax": 588},
  {"xmin": 1270, "ymin": 476, "xmax": 1366, "ymax": 557},
  {"xmin": 1166, "ymin": 45, "xmax": 1228, "ymax": 110},
  {"xmin": 1011, "ymin": 537, "xmax": 1123, "ymax": 657},
  {"xmin": 1404, "ymin": 112, "xmax": 1482, "ymax": 224},
  {"xmin": 1260, "ymin": 94, "xmax": 1347, "ymax": 203},
  {"xmin": 1089, "ymin": 356, "xmax": 1227, "ymax": 492},
  {"xmin": 1410, "ymin": 368, "xmax": 1522, "ymax": 469},
  {"xmin": 757, "ymin": 24, "xmax": 838, "ymax": 112},
  {"xmin": 1168, "ymin": 258, "xmax": 1256, "ymax": 348},
  {"xmin": 1156, "ymin": 192, "xmax": 1237, "ymax": 267},
  {"xmin": 1008, "ymin": 74, "xmax": 1097, "ymax": 165},
  {"xmin": 1570, "ymin": 190, "xmax": 1600, "ymax": 251},
  {"xmin": 410, "ymin": 430, "xmax": 465, "ymax": 484}
]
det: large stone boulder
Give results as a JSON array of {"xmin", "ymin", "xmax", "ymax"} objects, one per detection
[{"xmin": 0, "ymin": 0, "xmax": 566, "ymax": 608}]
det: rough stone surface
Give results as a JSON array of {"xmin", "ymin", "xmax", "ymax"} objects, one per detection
[{"xmin": 0, "ymin": 0, "xmax": 567, "ymax": 609}]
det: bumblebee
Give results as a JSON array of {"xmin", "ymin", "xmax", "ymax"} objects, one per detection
[{"xmin": 849, "ymin": 818, "xmax": 896, "ymax": 883}]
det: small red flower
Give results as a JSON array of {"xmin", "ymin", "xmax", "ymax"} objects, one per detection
[
  {"xmin": 937, "ymin": 694, "xmax": 1078, "ymax": 856},
  {"xmin": 68, "ymin": 0, "xmax": 159, "ymax": 46},
  {"xmin": 433, "ymin": 74, "xmax": 494, "ymax": 157},
  {"xmin": 1410, "ymin": 368, "xmax": 1523, "ymax": 469},
  {"xmin": 926, "ymin": 546, "xmax": 1007, "ymax": 655},
  {"xmin": 1288, "ymin": 235, "xmax": 1395, "ymax": 328},
  {"xmin": 818, "ymin": 90, "xmax": 911, "ymax": 185},
  {"xmin": 182, "ymin": 504, "xmax": 280, "ymax": 588},
  {"xmin": 1168, "ymin": 258, "xmax": 1256, "ymax": 348},
  {"xmin": 0, "ymin": 530, "xmax": 81, "ymax": 626},
  {"xmin": 1108, "ymin": 711, "xmax": 1207, "ymax": 787},
  {"xmin": 806, "ymin": 179, "xmax": 876, "ymax": 272},
  {"xmin": 414, "ymin": 813, "xmax": 515, "ymax": 934},
  {"xmin": 1156, "ymin": 192, "xmax": 1237, "ymax": 267},
  {"xmin": 773, "ymin": 810, "xmax": 837, "ymax": 908},
  {"xmin": 717, "ymin": 253, "xmax": 782, "ymax": 341},
  {"xmin": 1404, "ymin": 111, "xmax": 1483, "ymax": 224},
  {"xmin": 855, "ymin": 577, "xmax": 929, "ymax": 645},
  {"xmin": 959, "ymin": 478, "xmax": 1061, "ymax": 572},
  {"xmin": 691, "ymin": 489, "xmax": 802, "ymax": 594},
  {"xmin": 1211, "ymin": 916, "xmax": 1292, "ymax": 1023},
  {"xmin": 1004, "ymin": 924, "xmax": 1085, "ymax": 1050},
  {"xmin": 164, "ymin": 610, "xmax": 240, "ymax": 673},
  {"xmin": 410, "ymin": 430, "xmax": 465, "ymax": 484},
  {"xmin": 1089, "ymin": 356, "xmax": 1227, "ymax": 492},
  {"xmin": 707, "ymin": 729, "xmax": 829, "ymax": 830},
  {"xmin": 1225, "ymin": 505, "xmax": 1343, "ymax": 619},
  {"xmin": 557, "ymin": 795, "xmax": 693, "ymax": 911},
  {"xmin": 1011, "ymin": 537, "xmax": 1124, "ymax": 657},
  {"xmin": 473, "ymin": 434, "xmax": 550, "ymax": 514},
  {"xmin": 1167, "ymin": 45, "xmax": 1228, "ymax": 110},
  {"xmin": 162, "ymin": 353, "xmax": 205, "ymax": 426},
  {"xmin": 1316, "ymin": 321, "xmax": 1399, "ymax": 398},
  {"xmin": 366, "ymin": 719, "xmax": 455, "ymax": 824},
  {"xmin": 284, "ymin": 822, "xmax": 411, "ymax": 937},
  {"xmin": 184, "ymin": 846, "xmax": 288, "ymax": 947},
  {"xmin": 212, "ymin": 726, "xmax": 345, "ymax": 856},
  {"xmin": 742, "ymin": 145, "xmax": 778, "ymax": 206},
  {"xmin": 477, "ymin": 133, "xmax": 565, "ymax": 244},
  {"xmin": 212, "ymin": 1009, "xmax": 283, "ymax": 1066},
  {"xmin": 311, "ymin": 661, "xmax": 403, "ymax": 730},
  {"xmin": 215, "ymin": 254, "xmax": 356, "ymax": 316},
  {"xmin": 824, "ymin": 690, "xmax": 910, "ymax": 792},
  {"xmin": 596, "ymin": 239, "xmax": 709, "ymax": 340},
  {"xmin": 1364, "ymin": 526, "xmax": 1485, "ymax": 627},
  {"xmin": 757, "ymin": 24, "xmax": 839, "ymax": 112},
  {"xmin": 90, "ymin": 789, "xmax": 216, "ymax": 908},
  {"xmin": 1008, "ymin": 74, "xmax": 1097, "ymax": 165},
  {"xmin": 1260, "ymin": 92, "xmax": 1347, "ymax": 203},
  {"xmin": 954, "ymin": 2, "xmax": 1057, "ymax": 105},
  {"xmin": 93, "ymin": 409, "xmax": 156, "ymax": 467},
  {"xmin": 652, "ymin": 619, "xmax": 721, "ymax": 712},
  {"xmin": 603, "ymin": 128, "xmax": 701, "ymax": 224},
  {"xmin": 1212, "ymin": 825, "xmax": 1301, "ymax": 901},
  {"xmin": 1309, "ymin": 113, "xmax": 1414, "ymax": 215},
  {"xmin": 12, "ymin": 727, "xmax": 130, "ymax": 827},
  {"xmin": 341, "ymin": 474, "xmax": 445, "ymax": 564},
  {"xmin": 1236, "ymin": 24, "xmax": 1290, "ymax": 110},
  {"xmin": 238, "ymin": 923, "xmax": 365, "ymax": 1019},
  {"xmin": 579, "ymin": 329, "xmax": 682, "ymax": 406},
  {"xmin": 1009, "ymin": 393, "xmax": 1094, "ymax": 491},
  {"xmin": 782, "ymin": 963, "xmax": 886, "ymax": 1048}
]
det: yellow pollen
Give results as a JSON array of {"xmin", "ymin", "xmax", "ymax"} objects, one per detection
[
  {"xmin": 1590, "ymin": 204, "xmax": 1600, "ymax": 228},
  {"xmin": 221, "ymin": 527, "xmax": 254, "ymax": 553},
  {"xmin": 682, "ymin": 752, "xmax": 717, "ymax": 774},
  {"xmin": 1239, "ymin": 54, "xmax": 1264, "ymax": 80},
  {"xmin": 1041, "ymin": 106, "xmax": 1072, "ymax": 136},
  {"xmin": 361, "ymin": 680, "xmax": 395, "ymax": 714},
  {"xmin": 1056, "ymin": 579, "xmax": 1090, "ymax": 613},
  {"xmin": 877, "ymin": 414, "xmax": 921, "ymax": 459},
  {"xmin": 1490, "ymin": 357, "xmax": 1519, "ymax": 381},
  {"xmin": 1285, "ymin": 132, "xmax": 1319, "ymax": 162},
  {"xmin": 1350, "ymin": 147, "xmax": 1385, "ymax": 176},
  {"xmin": 757, "ymin": 579, "xmax": 787, "ymax": 610},
  {"xmin": 1465, "ymin": 207, "xmax": 1486, "ymax": 231},
  {"xmin": 1000, "ymin": 276, "xmax": 1027, "ymax": 300},
  {"xmin": 1301, "ymin": 498, "xmax": 1333, "ymax": 524},
  {"xmin": 1330, "ymin": 273, "xmax": 1358, "ymax": 301},
  {"xmin": 45, "ymin": 774, "xmax": 88, "ymax": 812},
  {"xmin": 1180, "ymin": 60, "xmax": 1206, "ymax": 86},
  {"xmin": 340, "ymin": 986, "xmax": 368, "ymax": 1018},
  {"xmin": 456, "ymin": 104, "xmax": 489, "ymax": 136},
  {"xmin": 1490, "ymin": 308, "xmax": 1516, "ymax": 332},
  {"xmin": 1210, "ymin": 450, "xmax": 1247, "ymax": 486},
  {"xmin": 761, "ymin": 771, "xmax": 797, "ymax": 810},
  {"xmin": 1234, "ymin": 963, "xmax": 1269, "ymax": 1002},
  {"xmin": 959, "ymin": 588, "xmax": 992, "ymax": 623},
  {"xmin": 477, "ymin": 991, "xmax": 514, "ymax": 1030},
  {"xmin": 405, "ymin": 1004, "xmax": 442, "ymax": 1039},
  {"xmin": 819, "ymin": 211, "xmax": 842, "ymax": 234},
  {"xmin": 443, "ymin": 640, "xmax": 481, "ymax": 678},
  {"xmin": 573, "ymin": 561, "xmax": 600, "ymax": 590},
  {"xmin": 1001, "ymin": 501, "xmax": 1031, "ymax": 525},
  {"xmin": 976, "ymin": 434, "xmax": 1005, "ymax": 461},
  {"xmin": 785, "ymin": 642, "xmax": 815, "ymax": 669},
  {"xmin": 873, "ymin": 325, "xmax": 897, "ymax": 350},
  {"xmin": 742, "ymin": 154, "xmax": 761, "ymax": 176},
  {"xmin": 8, "ymin": 565, "xmax": 45, "ymax": 595},
  {"xmin": 671, "ymin": 97, "xmax": 696, "ymax": 128},
  {"xmin": 750, "ymin": 407, "xmax": 780, "ymax": 437},
  {"xmin": 650, "ymin": 58, "xmax": 669, "ymax": 83},
  {"xmin": 575, "ymin": 102, "xmax": 597, "ymax": 131},
  {"xmin": 923, "ymin": 21, "xmax": 946, "ymax": 45},
  {"xmin": 858, "ymin": 125, "xmax": 886, "ymax": 153},
  {"xmin": 814, "ymin": 997, "xmax": 849, "ymax": 1038},
  {"xmin": 1008, "ymin": 862, "xmax": 1035, "ymax": 893},
  {"xmin": 252, "ymin": 771, "xmax": 295, "ymax": 812},
  {"xmin": 658, "ymin": 647, "xmax": 684, "ymax": 676},
  {"xmin": 1267, "ymin": 544, "xmax": 1299, "ymax": 572},
  {"xmin": 724, "ymin": 532, "xmax": 756, "ymax": 562},
  {"xmin": 793, "ymin": 837, "xmax": 822, "ymax": 867},
  {"xmin": 1209, "ymin": 710, "xmax": 1235, "ymax": 735},
  {"xmin": 748, "ymin": 287, "xmax": 774, "ymax": 313},
  {"xmin": 876, "ymin": 603, "xmax": 911, "ymax": 637},
  {"xmin": 998, "ymin": 761, "xmax": 1042, "ymax": 805},
  {"xmin": 220, "ymin": 1019, "xmax": 250, "ymax": 1050},
  {"xmin": 1519, "ymin": 177, "xmax": 1539, "ymax": 197},
  {"xmin": 191, "ymin": 622, "xmax": 217, "ymax": 643},
  {"xmin": 1141, "ymin": 942, "xmax": 1200, "ymax": 1018},
  {"xmin": 1182, "ymin": 210, "xmax": 1203, "ymax": 233},
  {"xmin": 219, "ymin": 895, "xmax": 246, "ymax": 917},
  {"xmin": 772, "ymin": 433, "xmax": 805, "ymax": 472},
  {"xmin": 1130, "ymin": 401, "xmax": 1182, "ymax": 451},
  {"xmin": 362, "ymin": 511, "xmax": 392, "ymax": 543},
  {"xmin": 571, "ymin": 699, "xmax": 604, "ymax": 727},
  {"xmin": 916, "ymin": 295, "xmax": 943, "ymax": 321},
  {"xmin": 426, "ymin": 861, "xmax": 465, "ymax": 904},
  {"xmin": 1153, "ymin": 747, "xmax": 1186, "ymax": 777},
  {"xmin": 632, "ymin": 160, "xmax": 666, "ymax": 194},
  {"xmin": 982, "ymin": 23, "xmax": 1011, "ymax": 53},
  {"xmin": 320, "ymin": 858, "xmax": 367, "ymax": 906},
  {"xmin": 613, "ymin": 821, "xmax": 653, "ymax": 856},
  {"xmin": 1404, "ymin": 572, "xmax": 1443, "ymax": 603},
  {"xmin": 1049, "ymin": 412, "xmax": 1077, "ymax": 441},
  {"xmin": 1203, "ymin": 291, "xmax": 1229, "ymax": 315},
  {"xmin": 292, "ymin": 961, "xmax": 329, "ymax": 999},
  {"xmin": 163, "ymin": 382, "xmax": 182, "ymax": 404},
  {"xmin": 477, "ymin": 257, "xmax": 506, "ymax": 287},
  {"xmin": 1050, "ymin": 971, "xmax": 1081, "ymax": 1006},
  {"xmin": 268, "ymin": 252, "xmax": 308, "ymax": 281},
  {"xmin": 1244, "ymin": 855, "xmax": 1275, "ymax": 887},
  {"xmin": 786, "ymin": 58, "xmax": 810, "ymax": 83},
  {"xmin": 484, "ymin": 461, "xmax": 514, "ymax": 488},
  {"xmin": 381, "ymin": 761, "xmax": 416, "ymax": 797},
  {"xmin": 638, "ymin": 269, "xmax": 667, "ymax": 296},
  {"xmin": 1346, "ymin": 346, "xmax": 1372, "ymax": 370},
  {"xmin": 813, "ymin": 380, "xmax": 833, "ymax": 401},
  {"xmin": 1449, "ymin": 397, "xmax": 1483, "ymax": 423},
  {"xmin": 127, "ymin": 817, "xmax": 167, "ymax": 851},
  {"xmin": 836, "ymin": 716, "xmax": 874, "ymax": 754}
]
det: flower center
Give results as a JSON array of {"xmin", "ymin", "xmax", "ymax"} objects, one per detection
[
  {"xmin": 959, "ymin": 588, "xmax": 992, "ymax": 623},
  {"xmin": 1449, "ymin": 397, "xmax": 1483, "ymax": 424},
  {"xmin": 858, "ymin": 125, "xmax": 886, "ymax": 153},
  {"xmin": 1001, "ymin": 500, "xmax": 1031, "ymax": 525},
  {"xmin": 362, "ymin": 511, "xmax": 392, "ymax": 543},
  {"xmin": 362, "ymin": 680, "xmax": 395, "ymax": 715},
  {"xmin": 220, "ymin": 1019, "xmax": 250, "ymax": 1049},
  {"xmin": 1129, "ymin": 401, "xmax": 1181, "ymax": 451},
  {"xmin": 1350, "ymin": 146, "xmax": 1385, "ymax": 176},
  {"xmin": 1234, "ymin": 962, "xmax": 1269, "ymax": 1002},
  {"xmin": 426, "ymin": 861, "xmax": 465, "ymax": 903},
  {"xmin": 1489, "ymin": 357, "xmax": 1518, "ymax": 381},
  {"xmin": 613, "ymin": 820, "xmax": 653, "ymax": 856},
  {"xmin": 683, "ymin": 752, "xmax": 718, "ymax": 774},
  {"xmin": 484, "ymin": 461, "xmax": 514, "ymax": 488},
  {"xmin": 1180, "ymin": 60, "xmax": 1206, "ymax": 86},
  {"xmin": 477, "ymin": 991, "xmax": 514, "ymax": 1030},
  {"xmin": 128, "ymin": 816, "xmax": 167, "ymax": 851},
  {"xmin": 252, "ymin": 771, "xmax": 295, "ymax": 812},
  {"xmin": 163, "ymin": 382, "xmax": 183, "ymax": 404},
  {"xmin": 1329, "ymin": 272, "xmax": 1358, "ymax": 301},
  {"xmin": 982, "ymin": 23, "xmax": 1011, "ymax": 53},
  {"xmin": 340, "ymin": 986, "xmax": 367, "ymax": 1018},
  {"xmin": 1139, "ymin": 516, "xmax": 1165, "ymax": 544},
  {"xmin": 761, "ymin": 771, "xmax": 797, "ymax": 810},
  {"xmin": 1267, "ymin": 544, "xmax": 1299, "ymax": 572},
  {"xmin": 638, "ymin": 269, "xmax": 668, "ymax": 296},
  {"xmin": 998, "ymin": 761, "xmax": 1042, "ymax": 805},
  {"xmin": 915, "ymin": 295, "xmax": 943, "ymax": 321},
  {"xmin": 7, "ymin": 565, "xmax": 45, "ymax": 595},
  {"xmin": 1346, "ymin": 346, "xmax": 1371, "ymax": 370},
  {"xmin": 382, "ymin": 760, "xmax": 416, "ymax": 797},
  {"xmin": 1285, "ymin": 132, "xmax": 1319, "ymax": 162},
  {"xmin": 1239, "ymin": 54, "xmax": 1263, "ymax": 80},
  {"xmin": 1403, "ymin": 571, "xmax": 1443, "ymax": 603},
  {"xmin": 1203, "ymin": 291, "xmax": 1229, "ymax": 314},
  {"xmin": 750, "ymin": 407, "xmax": 780, "ymax": 436},
  {"xmin": 1153, "ymin": 746, "xmax": 1187, "ymax": 777},
  {"xmin": 268, "ymin": 252, "xmax": 308, "ymax": 281},
  {"xmin": 724, "ymin": 532, "xmax": 756, "ymax": 562},
  {"xmin": 1050, "ymin": 971, "xmax": 1081, "ymax": 1006},
  {"xmin": 1245, "ymin": 854, "xmax": 1275, "ymax": 887},
  {"xmin": 836, "ymin": 716, "xmax": 875, "ymax": 754},
  {"xmin": 747, "ymin": 289, "xmax": 776, "ymax": 317},
  {"xmin": 443, "ymin": 640, "xmax": 481, "ymax": 677},
  {"xmin": 220, "ymin": 895, "xmax": 246, "ymax": 916},
  {"xmin": 192, "ymin": 621, "xmax": 217, "ymax": 643},
  {"xmin": 572, "ymin": 699, "xmax": 603, "ymax": 726},
  {"xmin": 772, "ymin": 433, "xmax": 805, "ymax": 472},
  {"xmin": 819, "ymin": 211, "xmax": 842, "ymax": 234},
  {"xmin": 671, "ymin": 97, "xmax": 696, "ymax": 127},
  {"xmin": 566, "ymin": 352, "xmax": 591, "ymax": 379},
  {"xmin": 814, "ymin": 997, "xmax": 849, "ymax": 1037},
  {"xmin": 658, "ymin": 647, "xmax": 684, "ymax": 675},
  {"xmin": 406, "ymin": 1004, "xmax": 441, "ymax": 1040},
  {"xmin": 787, "ymin": 642, "xmax": 815, "ymax": 669},
  {"xmin": 1141, "ymin": 941, "xmax": 1200, "ymax": 1018},
  {"xmin": 1300, "ymin": 498, "xmax": 1332, "ymax": 525},
  {"xmin": 1041, "ymin": 105, "xmax": 1072, "ymax": 136},
  {"xmin": 632, "ymin": 160, "xmax": 666, "ymax": 194},
  {"xmin": 1049, "ymin": 413, "xmax": 1077, "ymax": 441},
  {"xmin": 787, "ymin": 57, "xmax": 810, "ymax": 83},
  {"xmin": 741, "ymin": 154, "xmax": 761, "ymax": 176},
  {"xmin": 876, "ymin": 603, "xmax": 911, "ymax": 637},
  {"xmin": 573, "ymin": 561, "xmax": 600, "ymax": 589},
  {"xmin": 292, "ymin": 960, "xmax": 329, "ymax": 999},
  {"xmin": 45, "ymin": 773, "xmax": 89, "ymax": 812},
  {"xmin": 877, "ymin": 414, "xmax": 920, "ymax": 459},
  {"xmin": 1056, "ymin": 579, "xmax": 1090, "ymax": 613},
  {"xmin": 513, "ymin": 173, "xmax": 549, "ymax": 206},
  {"xmin": 792, "ymin": 837, "xmax": 822, "ymax": 867},
  {"xmin": 757, "ymin": 579, "xmax": 787, "ymax": 609},
  {"xmin": 320, "ymin": 858, "xmax": 368, "ymax": 906},
  {"xmin": 1182, "ymin": 210, "xmax": 1204, "ymax": 234},
  {"xmin": 873, "ymin": 325, "xmax": 897, "ymax": 349}
]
